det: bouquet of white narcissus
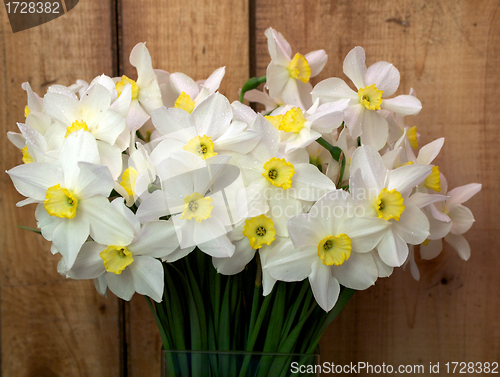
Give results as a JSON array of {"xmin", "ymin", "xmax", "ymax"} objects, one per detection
[{"xmin": 6, "ymin": 27, "xmax": 480, "ymax": 365}]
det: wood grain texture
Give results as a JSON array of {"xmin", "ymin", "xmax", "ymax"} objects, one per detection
[
  {"xmin": 0, "ymin": 1, "xmax": 120, "ymax": 376},
  {"xmin": 119, "ymin": 1, "xmax": 249, "ymax": 374},
  {"xmin": 254, "ymin": 0, "xmax": 500, "ymax": 373},
  {"xmin": 1, "ymin": 0, "xmax": 499, "ymax": 375}
]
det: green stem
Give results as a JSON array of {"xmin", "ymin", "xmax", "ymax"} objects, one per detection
[
  {"xmin": 239, "ymin": 75, "xmax": 267, "ymax": 103},
  {"xmin": 306, "ymin": 287, "xmax": 356, "ymax": 354},
  {"xmin": 17, "ymin": 225, "xmax": 41, "ymax": 234},
  {"xmin": 144, "ymin": 296, "xmax": 170, "ymax": 350},
  {"xmin": 316, "ymin": 136, "xmax": 346, "ymax": 187}
]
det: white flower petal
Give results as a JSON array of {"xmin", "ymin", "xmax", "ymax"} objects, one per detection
[
  {"xmin": 130, "ymin": 256, "xmax": 164, "ymax": 302},
  {"xmin": 343, "ymin": 46, "xmax": 367, "ymax": 89},
  {"xmin": 126, "ymin": 99, "xmax": 150, "ymax": 131},
  {"xmin": 52, "ymin": 215, "xmax": 90, "ymax": 269},
  {"xmin": 43, "ymin": 93, "xmax": 79, "ymax": 126},
  {"xmin": 105, "ymin": 268, "xmax": 135, "ymax": 301},
  {"xmin": 344, "ymin": 216, "xmax": 388, "ymax": 253},
  {"xmin": 372, "ymin": 250, "xmax": 394, "ymax": 277},
  {"xmin": 129, "ymin": 43, "xmax": 156, "ymax": 89},
  {"xmin": 213, "ymin": 121, "xmax": 260, "ymax": 154},
  {"xmin": 406, "ymin": 192, "xmax": 448, "ymax": 209},
  {"xmin": 350, "ymin": 145, "xmax": 387, "ymax": 193},
  {"xmin": 290, "ymin": 163, "xmax": 336, "ymax": 201},
  {"xmin": 449, "ymin": 204, "xmax": 475, "ymax": 235},
  {"xmin": 332, "ymin": 252, "xmax": 378, "ymax": 290},
  {"xmin": 445, "ymin": 233, "xmax": 471, "ymax": 261},
  {"xmin": 192, "ymin": 93, "xmax": 232, "ymax": 139},
  {"xmin": 266, "ymin": 64, "xmax": 291, "ymax": 100},
  {"xmin": 60, "ymin": 131, "xmax": 100, "ymax": 189},
  {"xmin": 312, "ymin": 78, "xmax": 358, "ymax": 106},
  {"xmin": 420, "ymin": 239, "xmax": 443, "ymax": 260},
  {"xmin": 197, "ymin": 234, "xmax": 235, "ymax": 258},
  {"xmin": 129, "ymin": 220, "xmax": 179, "ymax": 258},
  {"xmin": 201, "ymin": 67, "xmax": 225, "ymax": 94},
  {"xmin": 265, "ymin": 28, "xmax": 292, "ymax": 66},
  {"xmin": 309, "ymin": 260, "xmax": 340, "ymax": 312},
  {"xmin": 416, "ymin": 138, "xmax": 444, "ymax": 165},
  {"xmin": 447, "ymin": 183, "xmax": 482, "ymax": 206},
  {"xmin": 79, "ymin": 196, "xmax": 134, "ymax": 246},
  {"xmin": 377, "ymin": 228, "xmax": 408, "ymax": 267},
  {"xmin": 74, "ymin": 162, "xmax": 114, "ymax": 199},
  {"xmin": 264, "ymin": 243, "xmax": 316, "ymax": 282},
  {"xmin": 136, "ymin": 190, "xmax": 169, "ymax": 222},
  {"xmin": 381, "ymin": 95, "xmax": 422, "ymax": 116},
  {"xmin": 287, "ymin": 214, "xmax": 325, "ymax": 248},
  {"xmin": 213, "ymin": 238, "xmax": 255, "ymax": 275},
  {"xmin": 360, "ymin": 110, "xmax": 389, "ymax": 151},
  {"xmin": 305, "ymin": 50, "xmax": 328, "ymax": 77},
  {"xmin": 427, "ymin": 213, "xmax": 452, "ymax": 240},
  {"xmin": 169, "ymin": 72, "xmax": 200, "ymax": 99},
  {"xmin": 35, "ymin": 203, "xmax": 60, "ymax": 241},
  {"xmin": 392, "ymin": 203, "xmax": 429, "ymax": 245},
  {"xmin": 68, "ymin": 242, "xmax": 106, "ymax": 279},
  {"xmin": 7, "ymin": 162, "xmax": 63, "ymax": 201},
  {"xmin": 343, "ymin": 104, "xmax": 365, "ymax": 138},
  {"xmin": 386, "ymin": 164, "xmax": 432, "ymax": 195},
  {"xmin": 365, "ymin": 61, "xmax": 400, "ymax": 97}
]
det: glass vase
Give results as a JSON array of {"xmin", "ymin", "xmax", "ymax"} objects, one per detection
[{"xmin": 161, "ymin": 350, "xmax": 321, "ymax": 377}]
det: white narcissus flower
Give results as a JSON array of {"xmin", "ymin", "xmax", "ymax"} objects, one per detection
[
  {"xmin": 263, "ymin": 190, "xmax": 388, "ymax": 311},
  {"xmin": 58, "ymin": 198, "xmax": 179, "ymax": 302},
  {"xmin": 43, "ymin": 81, "xmax": 130, "ymax": 179},
  {"xmin": 137, "ymin": 151, "xmax": 241, "ymax": 259},
  {"xmin": 239, "ymin": 116, "xmax": 336, "ymax": 236},
  {"xmin": 420, "ymin": 181, "xmax": 481, "ymax": 261},
  {"xmin": 156, "ymin": 67, "xmax": 225, "ymax": 113},
  {"xmin": 349, "ymin": 145, "xmax": 432, "ymax": 267},
  {"xmin": 115, "ymin": 42, "xmax": 163, "ymax": 131},
  {"xmin": 7, "ymin": 131, "xmax": 134, "ymax": 268},
  {"xmin": 265, "ymin": 99, "xmax": 348, "ymax": 154},
  {"xmin": 265, "ymin": 28, "xmax": 328, "ymax": 109},
  {"xmin": 312, "ymin": 47, "xmax": 422, "ymax": 151},
  {"xmin": 115, "ymin": 142, "xmax": 157, "ymax": 207},
  {"xmin": 212, "ymin": 214, "xmax": 282, "ymax": 295},
  {"xmin": 150, "ymin": 93, "xmax": 260, "ymax": 165}
]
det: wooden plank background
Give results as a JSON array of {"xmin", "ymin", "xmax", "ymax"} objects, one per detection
[{"xmin": 0, "ymin": 0, "xmax": 498, "ymax": 375}]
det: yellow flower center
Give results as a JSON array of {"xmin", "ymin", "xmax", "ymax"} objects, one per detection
[
  {"xmin": 24, "ymin": 105, "xmax": 30, "ymax": 117},
  {"xmin": 279, "ymin": 107, "xmax": 306, "ymax": 133},
  {"xmin": 425, "ymin": 166, "xmax": 441, "ymax": 192},
  {"xmin": 21, "ymin": 146, "xmax": 33, "ymax": 164},
  {"xmin": 288, "ymin": 53, "xmax": 311, "ymax": 83},
  {"xmin": 100, "ymin": 245, "xmax": 134, "ymax": 275},
  {"xmin": 358, "ymin": 84, "xmax": 383, "ymax": 110},
  {"xmin": 264, "ymin": 114, "xmax": 283, "ymax": 130},
  {"xmin": 375, "ymin": 188, "xmax": 405, "ymax": 221},
  {"xmin": 317, "ymin": 234, "xmax": 352, "ymax": 266},
  {"xmin": 120, "ymin": 166, "xmax": 139, "ymax": 196},
  {"xmin": 407, "ymin": 126, "xmax": 418, "ymax": 149},
  {"xmin": 262, "ymin": 157, "xmax": 295, "ymax": 190},
  {"xmin": 183, "ymin": 135, "xmax": 218, "ymax": 160},
  {"xmin": 174, "ymin": 92, "xmax": 195, "ymax": 113},
  {"xmin": 243, "ymin": 214, "xmax": 277, "ymax": 249},
  {"xmin": 65, "ymin": 120, "xmax": 89, "ymax": 138},
  {"xmin": 116, "ymin": 75, "xmax": 139, "ymax": 100},
  {"xmin": 180, "ymin": 192, "xmax": 213, "ymax": 223},
  {"xmin": 44, "ymin": 184, "xmax": 79, "ymax": 219}
]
